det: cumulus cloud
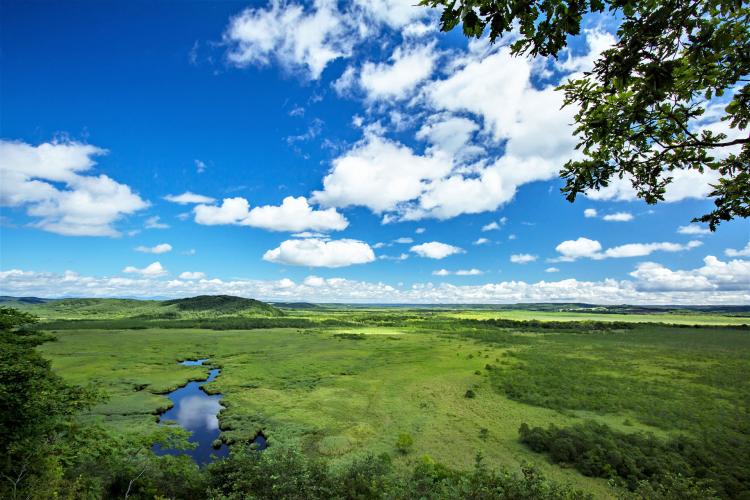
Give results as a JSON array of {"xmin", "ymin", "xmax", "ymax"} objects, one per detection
[
  {"xmin": 726, "ymin": 242, "xmax": 750, "ymax": 257},
  {"xmin": 393, "ymin": 237, "xmax": 413, "ymax": 244},
  {"xmin": 555, "ymin": 237, "xmax": 702, "ymax": 261},
  {"xmin": 359, "ymin": 43, "xmax": 437, "ymax": 101},
  {"xmin": 602, "ymin": 212, "xmax": 634, "ymax": 222},
  {"xmin": 164, "ymin": 192, "xmax": 216, "ymax": 204},
  {"xmin": 194, "ymin": 196, "xmax": 347, "ymax": 232},
  {"xmin": 415, "ymin": 115, "xmax": 483, "ymax": 160},
  {"xmin": 474, "ymin": 237, "xmax": 489, "ymax": 245},
  {"xmin": 224, "ymin": 0, "xmax": 354, "ymax": 79},
  {"xmin": 262, "ymin": 237, "xmax": 375, "ymax": 267},
  {"xmin": 678, "ymin": 224, "xmax": 712, "ymax": 235},
  {"xmin": 135, "ymin": 243, "xmax": 172, "ymax": 254},
  {"xmin": 584, "ymin": 208, "xmax": 598, "ymax": 218},
  {"xmin": 545, "ymin": 267, "xmax": 560, "ymax": 273},
  {"xmin": 410, "ymin": 241, "xmax": 464, "ymax": 259},
  {"xmin": 311, "ymin": 132, "xmax": 452, "ymax": 213},
  {"xmin": 122, "ymin": 262, "xmax": 167, "ymax": 277},
  {"xmin": 245, "ymin": 196, "xmax": 348, "ymax": 232},
  {"xmin": 630, "ymin": 256, "xmax": 750, "ymax": 292},
  {"xmin": 179, "ymin": 271, "xmax": 206, "ymax": 280},
  {"xmin": 510, "ymin": 253, "xmax": 537, "ymax": 264},
  {"xmin": 0, "ymin": 139, "xmax": 148, "ymax": 236},
  {"xmin": 5, "ymin": 259, "xmax": 747, "ymax": 304}
]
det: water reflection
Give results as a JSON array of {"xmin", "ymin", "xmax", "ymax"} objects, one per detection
[{"xmin": 153, "ymin": 360, "xmax": 228, "ymax": 464}]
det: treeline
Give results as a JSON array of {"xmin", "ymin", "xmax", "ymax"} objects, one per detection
[
  {"xmin": 518, "ymin": 421, "xmax": 748, "ymax": 498},
  {"xmin": 34, "ymin": 317, "xmax": 357, "ymax": 331}
]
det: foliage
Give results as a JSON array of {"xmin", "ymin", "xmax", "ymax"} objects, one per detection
[
  {"xmin": 422, "ymin": 0, "xmax": 750, "ymax": 229},
  {"xmin": 518, "ymin": 421, "xmax": 744, "ymax": 497},
  {"xmin": 396, "ymin": 433, "xmax": 415, "ymax": 454},
  {"xmin": 0, "ymin": 307, "xmax": 98, "ymax": 499},
  {"xmin": 162, "ymin": 295, "xmax": 284, "ymax": 316}
]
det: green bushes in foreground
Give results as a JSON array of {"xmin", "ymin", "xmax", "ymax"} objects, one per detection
[
  {"xmin": 206, "ymin": 447, "xmax": 592, "ymax": 500},
  {"xmin": 518, "ymin": 421, "xmax": 747, "ymax": 498}
]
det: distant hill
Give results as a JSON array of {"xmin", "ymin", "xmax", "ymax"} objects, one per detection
[
  {"xmin": 1, "ymin": 295, "xmax": 283, "ymax": 320},
  {"xmin": 0, "ymin": 296, "xmax": 51, "ymax": 305},
  {"xmin": 162, "ymin": 295, "xmax": 283, "ymax": 316},
  {"xmin": 272, "ymin": 302, "xmax": 323, "ymax": 310}
]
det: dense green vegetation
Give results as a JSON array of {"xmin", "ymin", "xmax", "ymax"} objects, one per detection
[
  {"xmin": 519, "ymin": 421, "xmax": 742, "ymax": 497},
  {"xmin": 3, "ymin": 297, "xmax": 749, "ymax": 498}
]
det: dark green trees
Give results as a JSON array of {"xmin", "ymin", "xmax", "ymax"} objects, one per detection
[
  {"xmin": 423, "ymin": 0, "xmax": 749, "ymax": 229},
  {"xmin": 0, "ymin": 307, "xmax": 96, "ymax": 498}
]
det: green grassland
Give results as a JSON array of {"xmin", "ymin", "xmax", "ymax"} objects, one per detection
[{"xmin": 32, "ymin": 299, "xmax": 750, "ymax": 498}]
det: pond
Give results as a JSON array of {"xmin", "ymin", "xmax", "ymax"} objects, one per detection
[{"xmin": 153, "ymin": 359, "xmax": 229, "ymax": 465}]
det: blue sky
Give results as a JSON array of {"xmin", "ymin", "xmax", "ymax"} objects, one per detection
[{"xmin": 1, "ymin": 0, "xmax": 748, "ymax": 303}]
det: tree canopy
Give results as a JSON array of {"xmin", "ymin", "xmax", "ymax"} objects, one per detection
[{"xmin": 422, "ymin": 0, "xmax": 749, "ymax": 229}]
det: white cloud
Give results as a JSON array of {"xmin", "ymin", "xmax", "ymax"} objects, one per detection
[
  {"xmin": 416, "ymin": 115, "xmax": 482, "ymax": 160},
  {"xmin": 630, "ymin": 256, "xmax": 750, "ymax": 292},
  {"xmin": 135, "ymin": 243, "xmax": 172, "ymax": 254},
  {"xmin": 510, "ymin": 253, "xmax": 537, "ymax": 264},
  {"xmin": 456, "ymin": 268, "xmax": 483, "ymax": 275},
  {"xmin": 555, "ymin": 237, "xmax": 702, "ymax": 260},
  {"xmin": 482, "ymin": 222, "xmax": 500, "ymax": 231},
  {"xmin": 245, "ymin": 196, "xmax": 348, "ymax": 232},
  {"xmin": 410, "ymin": 241, "xmax": 464, "ymax": 259},
  {"xmin": 195, "ymin": 159, "xmax": 207, "ymax": 173},
  {"xmin": 0, "ymin": 139, "xmax": 148, "ymax": 236},
  {"xmin": 164, "ymin": 192, "xmax": 216, "ymax": 204},
  {"xmin": 603, "ymin": 240, "xmax": 702, "ymax": 259},
  {"xmin": 6, "ymin": 259, "xmax": 746, "ymax": 304},
  {"xmin": 584, "ymin": 208, "xmax": 598, "ymax": 218},
  {"xmin": 333, "ymin": 66, "xmax": 357, "ymax": 95},
  {"xmin": 393, "ymin": 237, "xmax": 413, "ymax": 244},
  {"xmin": 179, "ymin": 271, "xmax": 206, "ymax": 280},
  {"xmin": 224, "ymin": 0, "xmax": 354, "ymax": 79},
  {"xmin": 360, "ymin": 43, "xmax": 437, "ymax": 101},
  {"xmin": 352, "ymin": 0, "xmax": 428, "ymax": 29},
  {"xmin": 433, "ymin": 268, "xmax": 483, "ymax": 276},
  {"xmin": 122, "ymin": 261, "xmax": 167, "ymax": 277},
  {"xmin": 602, "ymin": 212, "xmax": 633, "ymax": 222},
  {"xmin": 545, "ymin": 267, "xmax": 560, "ymax": 273},
  {"xmin": 194, "ymin": 196, "xmax": 347, "ymax": 232},
  {"xmin": 311, "ymin": 132, "xmax": 452, "ymax": 213},
  {"xmin": 678, "ymin": 224, "xmax": 711, "ymax": 235},
  {"xmin": 263, "ymin": 237, "xmax": 375, "ymax": 267},
  {"xmin": 585, "ymin": 168, "xmax": 721, "ymax": 203},
  {"xmin": 415, "ymin": 227, "xmax": 426, "ymax": 234},
  {"xmin": 311, "ymin": 32, "xmax": 622, "ymax": 223},
  {"xmin": 726, "ymin": 242, "xmax": 750, "ymax": 257},
  {"xmin": 555, "ymin": 237, "xmax": 602, "ymax": 260},
  {"xmin": 194, "ymin": 197, "xmax": 251, "ymax": 225},
  {"xmin": 145, "ymin": 216, "xmax": 169, "ymax": 229},
  {"xmin": 474, "ymin": 237, "xmax": 489, "ymax": 245}
]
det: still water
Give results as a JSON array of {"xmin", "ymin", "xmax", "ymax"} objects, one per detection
[{"xmin": 153, "ymin": 359, "xmax": 229, "ymax": 464}]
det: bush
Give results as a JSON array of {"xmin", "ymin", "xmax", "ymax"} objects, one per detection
[
  {"xmin": 464, "ymin": 389, "xmax": 476, "ymax": 398},
  {"xmin": 396, "ymin": 433, "xmax": 414, "ymax": 454}
]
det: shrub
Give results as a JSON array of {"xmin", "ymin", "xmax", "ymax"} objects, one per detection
[{"xmin": 396, "ymin": 433, "xmax": 414, "ymax": 454}]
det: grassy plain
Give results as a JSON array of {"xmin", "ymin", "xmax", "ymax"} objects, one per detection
[{"xmin": 33, "ymin": 302, "xmax": 750, "ymax": 498}]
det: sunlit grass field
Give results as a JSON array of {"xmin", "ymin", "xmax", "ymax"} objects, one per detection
[{"xmin": 36, "ymin": 305, "xmax": 750, "ymax": 498}]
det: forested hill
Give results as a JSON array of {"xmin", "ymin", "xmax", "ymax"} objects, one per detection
[{"xmin": 0, "ymin": 295, "xmax": 284, "ymax": 320}]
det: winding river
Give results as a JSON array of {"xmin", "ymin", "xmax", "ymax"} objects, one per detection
[{"xmin": 153, "ymin": 359, "xmax": 229, "ymax": 464}]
